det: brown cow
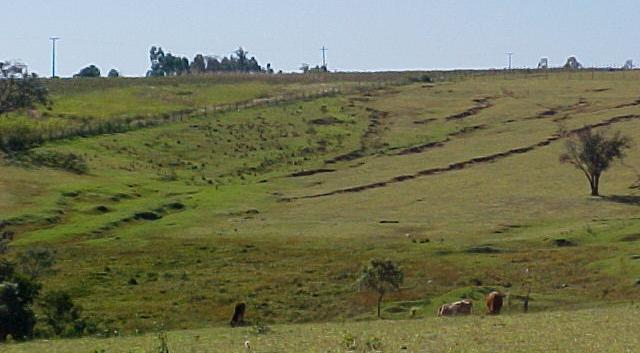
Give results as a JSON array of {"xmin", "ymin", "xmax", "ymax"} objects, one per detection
[
  {"xmin": 485, "ymin": 291, "xmax": 504, "ymax": 315},
  {"xmin": 229, "ymin": 302, "xmax": 246, "ymax": 327},
  {"xmin": 437, "ymin": 299, "xmax": 473, "ymax": 317}
]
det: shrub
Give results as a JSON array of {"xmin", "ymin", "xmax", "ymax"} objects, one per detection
[
  {"xmin": 17, "ymin": 247, "xmax": 55, "ymax": 279},
  {"xmin": 39, "ymin": 290, "xmax": 87, "ymax": 338},
  {"xmin": 341, "ymin": 331, "xmax": 358, "ymax": 351},
  {"xmin": 0, "ymin": 67, "xmax": 50, "ymax": 115},
  {"xmin": 0, "ymin": 120, "xmax": 45, "ymax": 151},
  {"xmin": 0, "ymin": 260, "xmax": 41, "ymax": 341},
  {"xmin": 365, "ymin": 336, "xmax": 383, "ymax": 351}
]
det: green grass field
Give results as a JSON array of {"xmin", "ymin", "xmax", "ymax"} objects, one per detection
[
  {"xmin": 1, "ymin": 71, "xmax": 640, "ymax": 351},
  {"xmin": 5, "ymin": 305, "xmax": 639, "ymax": 352}
]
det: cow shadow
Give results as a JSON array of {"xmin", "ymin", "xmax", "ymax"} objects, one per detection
[{"xmin": 599, "ymin": 194, "xmax": 640, "ymax": 206}]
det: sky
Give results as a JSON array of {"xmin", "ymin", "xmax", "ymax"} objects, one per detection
[{"xmin": 2, "ymin": 0, "xmax": 640, "ymax": 77}]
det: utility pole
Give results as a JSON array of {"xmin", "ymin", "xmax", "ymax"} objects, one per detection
[
  {"xmin": 49, "ymin": 37, "xmax": 60, "ymax": 78},
  {"xmin": 321, "ymin": 46, "xmax": 328, "ymax": 70},
  {"xmin": 506, "ymin": 52, "xmax": 514, "ymax": 70}
]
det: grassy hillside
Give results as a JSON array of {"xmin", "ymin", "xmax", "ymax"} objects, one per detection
[
  {"xmin": 5, "ymin": 304, "xmax": 639, "ymax": 352},
  {"xmin": 0, "ymin": 73, "xmax": 389, "ymax": 151},
  {"xmin": 1, "ymin": 71, "xmax": 640, "ymax": 336}
]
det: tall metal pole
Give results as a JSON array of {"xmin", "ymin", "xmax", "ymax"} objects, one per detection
[
  {"xmin": 321, "ymin": 46, "xmax": 328, "ymax": 69},
  {"xmin": 49, "ymin": 37, "xmax": 60, "ymax": 78},
  {"xmin": 506, "ymin": 52, "xmax": 514, "ymax": 70}
]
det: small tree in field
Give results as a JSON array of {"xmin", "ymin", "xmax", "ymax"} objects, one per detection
[
  {"xmin": 357, "ymin": 259, "xmax": 403, "ymax": 318},
  {"xmin": 560, "ymin": 128, "xmax": 631, "ymax": 196}
]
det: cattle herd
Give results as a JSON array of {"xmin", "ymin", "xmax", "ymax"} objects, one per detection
[
  {"xmin": 437, "ymin": 291, "xmax": 505, "ymax": 317},
  {"xmin": 230, "ymin": 291, "xmax": 506, "ymax": 327}
]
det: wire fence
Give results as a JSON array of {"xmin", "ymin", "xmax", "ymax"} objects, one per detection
[{"xmin": 0, "ymin": 80, "xmax": 396, "ymax": 152}]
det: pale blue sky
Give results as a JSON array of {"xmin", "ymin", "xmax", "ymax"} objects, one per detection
[{"xmin": 2, "ymin": 0, "xmax": 639, "ymax": 77}]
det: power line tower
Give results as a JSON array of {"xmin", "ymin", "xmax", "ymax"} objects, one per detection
[
  {"xmin": 321, "ymin": 46, "xmax": 328, "ymax": 71},
  {"xmin": 49, "ymin": 37, "xmax": 60, "ymax": 78},
  {"xmin": 506, "ymin": 52, "xmax": 514, "ymax": 70}
]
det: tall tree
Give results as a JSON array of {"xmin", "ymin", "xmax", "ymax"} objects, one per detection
[
  {"xmin": 191, "ymin": 54, "xmax": 206, "ymax": 74},
  {"xmin": 234, "ymin": 47, "xmax": 248, "ymax": 71},
  {"xmin": 164, "ymin": 53, "xmax": 178, "ymax": 75},
  {"xmin": 220, "ymin": 57, "xmax": 233, "ymax": 71},
  {"xmin": 180, "ymin": 57, "xmax": 190, "ymax": 75},
  {"xmin": 564, "ymin": 56, "xmax": 583, "ymax": 70},
  {"xmin": 247, "ymin": 56, "xmax": 262, "ymax": 72},
  {"xmin": 205, "ymin": 56, "xmax": 221, "ymax": 72},
  {"xmin": 560, "ymin": 128, "xmax": 631, "ymax": 196},
  {"xmin": 357, "ymin": 259, "xmax": 403, "ymax": 318},
  {"xmin": 147, "ymin": 46, "xmax": 166, "ymax": 77}
]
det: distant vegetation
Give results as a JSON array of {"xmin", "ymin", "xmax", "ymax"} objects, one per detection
[
  {"xmin": 300, "ymin": 63, "xmax": 328, "ymax": 73},
  {"xmin": 0, "ymin": 61, "xmax": 49, "ymax": 116},
  {"xmin": 147, "ymin": 47, "xmax": 269, "ymax": 77},
  {"xmin": 563, "ymin": 56, "xmax": 583, "ymax": 70},
  {"xmin": 74, "ymin": 65, "xmax": 101, "ymax": 78}
]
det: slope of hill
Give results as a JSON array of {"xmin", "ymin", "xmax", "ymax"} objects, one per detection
[{"xmin": 1, "ymin": 71, "xmax": 639, "ymax": 335}]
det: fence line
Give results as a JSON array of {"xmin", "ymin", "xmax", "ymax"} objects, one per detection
[{"xmin": 0, "ymin": 81, "xmax": 396, "ymax": 152}]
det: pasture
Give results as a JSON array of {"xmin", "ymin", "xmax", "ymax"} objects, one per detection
[
  {"xmin": 5, "ymin": 305, "xmax": 639, "ymax": 352},
  {"xmin": 1, "ymin": 70, "xmax": 640, "ymax": 346}
]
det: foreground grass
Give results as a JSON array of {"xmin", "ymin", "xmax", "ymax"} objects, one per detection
[{"xmin": 5, "ymin": 305, "xmax": 639, "ymax": 353}]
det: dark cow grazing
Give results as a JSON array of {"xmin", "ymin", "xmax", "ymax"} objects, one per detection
[
  {"xmin": 229, "ymin": 302, "xmax": 246, "ymax": 327},
  {"xmin": 437, "ymin": 299, "xmax": 473, "ymax": 317},
  {"xmin": 485, "ymin": 291, "xmax": 504, "ymax": 315}
]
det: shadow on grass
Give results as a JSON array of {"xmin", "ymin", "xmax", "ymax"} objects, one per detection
[{"xmin": 599, "ymin": 194, "xmax": 640, "ymax": 206}]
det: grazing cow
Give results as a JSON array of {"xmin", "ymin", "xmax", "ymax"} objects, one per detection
[
  {"xmin": 230, "ymin": 302, "xmax": 246, "ymax": 327},
  {"xmin": 485, "ymin": 291, "xmax": 504, "ymax": 315},
  {"xmin": 437, "ymin": 299, "xmax": 473, "ymax": 317}
]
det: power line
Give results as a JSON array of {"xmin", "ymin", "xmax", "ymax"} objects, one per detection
[{"xmin": 49, "ymin": 37, "xmax": 60, "ymax": 78}]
